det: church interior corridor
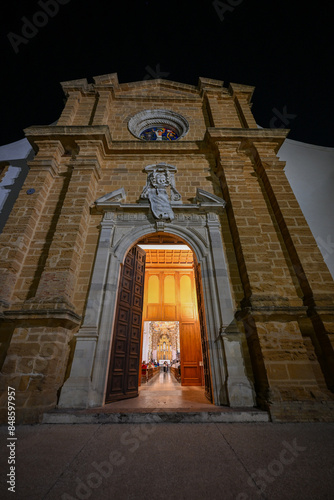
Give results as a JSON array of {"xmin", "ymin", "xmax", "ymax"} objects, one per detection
[{"xmin": 106, "ymin": 368, "xmax": 213, "ymax": 410}]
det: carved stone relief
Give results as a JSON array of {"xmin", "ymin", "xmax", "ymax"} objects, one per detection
[{"xmin": 140, "ymin": 163, "xmax": 181, "ymax": 221}]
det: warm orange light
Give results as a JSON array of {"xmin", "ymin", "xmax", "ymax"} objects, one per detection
[{"xmin": 148, "ymin": 275, "xmax": 159, "ymax": 303}]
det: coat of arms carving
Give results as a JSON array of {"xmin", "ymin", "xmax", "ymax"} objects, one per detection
[{"xmin": 140, "ymin": 163, "xmax": 181, "ymax": 221}]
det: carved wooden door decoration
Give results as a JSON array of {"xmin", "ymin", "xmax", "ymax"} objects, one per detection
[
  {"xmin": 106, "ymin": 246, "xmax": 146, "ymax": 402},
  {"xmin": 194, "ymin": 263, "xmax": 213, "ymax": 402}
]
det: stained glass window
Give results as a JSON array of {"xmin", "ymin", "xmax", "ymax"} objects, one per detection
[{"xmin": 140, "ymin": 127, "xmax": 179, "ymax": 141}]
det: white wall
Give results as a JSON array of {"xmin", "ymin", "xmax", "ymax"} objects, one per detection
[
  {"xmin": 0, "ymin": 138, "xmax": 32, "ymax": 161},
  {"xmin": 278, "ymin": 139, "xmax": 334, "ymax": 279},
  {"xmin": 0, "ymin": 138, "xmax": 33, "ymax": 233}
]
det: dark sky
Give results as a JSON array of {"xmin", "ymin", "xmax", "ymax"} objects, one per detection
[{"xmin": 1, "ymin": 0, "xmax": 333, "ymax": 147}]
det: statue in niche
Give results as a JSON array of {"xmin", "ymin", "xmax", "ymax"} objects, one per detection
[{"xmin": 140, "ymin": 164, "xmax": 181, "ymax": 221}]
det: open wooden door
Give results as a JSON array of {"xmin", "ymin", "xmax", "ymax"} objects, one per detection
[
  {"xmin": 178, "ymin": 272, "xmax": 203, "ymax": 386},
  {"xmin": 180, "ymin": 321, "xmax": 203, "ymax": 386},
  {"xmin": 194, "ymin": 263, "xmax": 213, "ymax": 402},
  {"xmin": 106, "ymin": 246, "xmax": 146, "ymax": 402}
]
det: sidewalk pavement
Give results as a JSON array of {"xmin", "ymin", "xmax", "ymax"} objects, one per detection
[{"xmin": 1, "ymin": 422, "xmax": 334, "ymax": 500}]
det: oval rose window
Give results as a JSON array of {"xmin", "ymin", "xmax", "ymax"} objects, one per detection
[
  {"xmin": 139, "ymin": 127, "xmax": 179, "ymax": 141},
  {"xmin": 128, "ymin": 109, "xmax": 189, "ymax": 141}
]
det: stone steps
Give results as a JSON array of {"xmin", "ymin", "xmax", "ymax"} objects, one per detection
[{"xmin": 42, "ymin": 408, "xmax": 270, "ymax": 424}]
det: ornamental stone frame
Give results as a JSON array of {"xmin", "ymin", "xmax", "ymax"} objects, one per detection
[
  {"xmin": 127, "ymin": 109, "xmax": 189, "ymax": 140},
  {"xmin": 58, "ymin": 188, "xmax": 256, "ymax": 409}
]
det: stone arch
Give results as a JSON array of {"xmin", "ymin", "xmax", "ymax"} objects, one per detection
[
  {"xmin": 113, "ymin": 224, "xmax": 208, "ymax": 266},
  {"xmin": 58, "ymin": 207, "xmax": 255, "ymax": 410}
]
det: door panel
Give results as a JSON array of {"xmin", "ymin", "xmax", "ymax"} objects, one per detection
[
  {"xmin": 180, "ymin": 322, "xmax": 202, "ymax": 386},
  {"xmin": 194, "ymin": 263, "xmax": 213, "ymax": 402},
  {"xmin": 164, "ymin": 305, "xmax": 176, "ymax": 320},
  {"xmin": 180, "ymin": 306, "xmax": 195, "ymax": 320},
  {"xmin": 106, "ymin": 246, "xmax": 146, "ymax": 402},
  {"xmin": 147, "ymin": 305, "xmax": 160, "ymax": 319}
]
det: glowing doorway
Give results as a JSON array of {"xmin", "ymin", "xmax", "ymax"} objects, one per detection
[{"xmin": 139, "ymin": 238, "xmax": 204, "ymax": 387}]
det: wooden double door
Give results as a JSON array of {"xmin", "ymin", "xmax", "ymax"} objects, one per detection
[
  {"xmin": 106, "ymin": 246, "xmax": 146, "ymax": 402},
  {"xmin": 106, "ymin": 245, "xmax": 211, "ymax": 402}
]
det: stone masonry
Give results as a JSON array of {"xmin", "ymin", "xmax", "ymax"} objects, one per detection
[{"xmin": 0, "ymin": 74, "xmax": 333, "ymax": 423}]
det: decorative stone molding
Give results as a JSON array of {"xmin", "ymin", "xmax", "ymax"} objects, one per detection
[
  {"xmin": 195, "ymin": 188, "xmax": 227, "ymax": 208},
  {"xmin": 59, "ymin": 187, "xmax": 255, "ymax": 410},
  {"xmin": 3, "ymin": 309, "xmax": 81, "ymax": 329},
  {"xmin": 95, "ymin": 188, "xmax": 126, "ymax": 205},
  {"xmin": 24, "ymin": 125, "xmax": 112, "ymax": 157},
  {"xmin": 128, "ymin": 109, "xmax": 189, "ymax": 140},
  {"xmin": 205, "ymin": 127, "xmax": 289, "ymax": 150}
]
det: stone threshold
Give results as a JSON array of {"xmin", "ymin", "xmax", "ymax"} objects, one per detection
[{"xmin": 42, "ymin": 408, "xmax": 270, "ymax": 424}]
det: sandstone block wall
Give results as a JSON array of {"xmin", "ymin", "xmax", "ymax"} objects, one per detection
[{"xmin": 0, "ymin": 74, "xmax": 333, "ymax": 422}]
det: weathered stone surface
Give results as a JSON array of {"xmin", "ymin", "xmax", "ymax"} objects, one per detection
[{"xmin": 0, "ymin": 74, "xmax": 333, "ymax": 423}]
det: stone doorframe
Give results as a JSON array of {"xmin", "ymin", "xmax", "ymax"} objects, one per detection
[{"xmin": 58, "ymin": 188, "xmax": 255, "ymax": 409}]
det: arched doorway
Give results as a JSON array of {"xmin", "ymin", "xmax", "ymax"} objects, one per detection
[
  {"xmin": 58, "ymin": 194, "xmax": 255, "ymax": 410},
  {"xmin": 105, "ymin": 233, "xmax": 212, "ymax": 403}
]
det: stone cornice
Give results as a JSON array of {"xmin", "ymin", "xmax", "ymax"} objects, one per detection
[
  {"xmin": 24, "ymin": 126, "xmax": 211, "ymax": 155},
  {"xmin": 117, "ymin": 78, "xmax": 198, "ymax": 95},
  {"xmin": 198, "ymin": 77, "xmax": 228, "ymax": 97},
  {"xmin": 60, "ymin": 78, "xmax": 92, "ymax": 93},
  {"xmin": 206, "ymin": 128, "xmax": 289, "ymax": 151},
  {"xmin": 93, "ymin": 73, "xmax": 119, "ymax": 86},
  {"xmin": 198, "ymin": 77, "xmax": 224, "ymax": 90},
  {"xmin": 92, "ymin": 188, "xmax": 226, "ymax": 214},
  {"xmin": 24, "ymin": 126, "xmax": 289, "ymax": 157},
  {"xmin": 113, "ymin": 95, "xmax": 200, "ymax": 102},
  {"xmin": 58, "ymin": 75, "xmax": 260, "ymax": 106},
  {"xmin": 92, "ymin": 202, "xmax": 225, "ymax": 214},
  {"xmin": 229, "ymin": 83, "xmax": 255, "ymax": 102},
  {"xmin": 2, "ymin": 308, "xmax": 81, "ymax": 328},
  {"xmin": 60, "ymin": 75, "xmax": 200, "ymax": 97},
  {"xmin": 24, "ymin": 125, "xmax": 112, "ymax": 156},
  {"xmin": 106, "ymin": 141, "xmax": 207, "ymax": 154},
  {"xmin": 236, "ymin": 304, "xmax": 309, "ymax": 322}
]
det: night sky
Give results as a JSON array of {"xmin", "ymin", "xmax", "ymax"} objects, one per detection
[{"xmin": 1, "ymin": 0, "xmax": 333, "ymax": 147}]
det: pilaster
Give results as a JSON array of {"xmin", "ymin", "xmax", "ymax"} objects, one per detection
[
  {"xmin": 57, "ymin": 91, "xmax": 81, "ymax": 126},
  {"xmin": 92, "ymin": 90, "xmax": 112, "ymax": 125},
  {"xmin": 252, "ymin": 142, "xmax": 334, "ymax": 307},
  {"xmin": 0, "ymin": 141, "xmax": 63, "ymax": 311},
  {"xmin": 205, "ymin": 212, "xmax": 255, "ymax": 406},
  {"xmin": 251, "ymin": 142, "xmax": 334, "ymax": 391},
  {"xmin": 0, "ymin": 325, "xmax": 73, "ymax": 423},
  {"xmin": 229, "ymin": 82, "xmax": 257, "ymax": 128},
  {"xmin": 211, "ymin": 137, "xmax": 333, "ymax": 410},
  {"xmin": 214, "ymin": 140, "xmax": 280, "ymax": 308},
  {"xmin": 29, "ymin": 141, "xmax": 102, "ymax": 311}
]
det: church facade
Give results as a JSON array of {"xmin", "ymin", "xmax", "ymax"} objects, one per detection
[{"xmin": 0, "ymin": 74, "xmax": 333, "ymax": 423}]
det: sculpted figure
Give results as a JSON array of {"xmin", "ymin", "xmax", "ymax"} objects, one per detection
[{"xmin": 140, "ymin": 164, "xmax": 181, "ymax": 220}]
